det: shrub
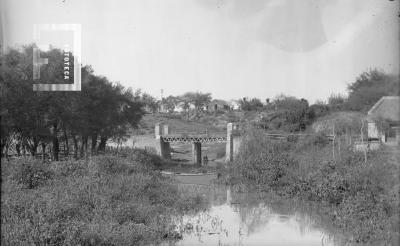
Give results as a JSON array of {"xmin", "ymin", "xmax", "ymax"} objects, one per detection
[
  {"xmin": 298, "ymin": 133, "xmax": 330, "ymax": 149},
  {"xmin": 308, "ymin": 161, "xmax": 349, "ymax": 204},
  {"xmin": 89, "ymin": 155, "xmax": 130, "ymax": 175},
  {"xmin": 50, "ymin": 159, "xmax": 87, "ymax": 177},
  {"xmin": 235, "ymin": 128, "xmax": 297, "ymax": 188},
  {"xmin": 336, "ymin": 192, "xmax": 391, "ymax": 243},
  {"xmin": 111, "ymin": 148, "xmax": 163, "ymax": 170},
  {"xmin": 113, "ymin": 203, "xmax": 148, "ymax": 225},
  {"xmin": 10, "ymin": 158, "xmax": 53, "ymax": 189},
  {"xmin": 2, "ymin": 152, "xmax": 210, "ymax": 246}
]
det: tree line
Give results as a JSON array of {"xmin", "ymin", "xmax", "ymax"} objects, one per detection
[
  {"xmin": 1, "ymin": 44, "xmax": 398, "ymax": 158},
  {"xmin": 1, "ymin": 45, "xmax": 145, "ymax": 160}
]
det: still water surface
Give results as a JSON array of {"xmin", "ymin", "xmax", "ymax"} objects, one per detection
[{"xmin": 165, "ymin": 185, "xmax": 346, "ymax": 246}]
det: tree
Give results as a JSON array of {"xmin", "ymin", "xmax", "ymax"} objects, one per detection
[
  {"xmin": 180, "ymin": 92, "xmax": 212, "ymax": 112},
  {"xmin": 273, "ymin": 95, "xmax": 309, "ymax": 131},
  {"xmin": 238, "ymin": 97, "xmax": 263, "ymax": 111},
  {"xmin": 1, "ymin": 44, "xmax": 54, "ymax": 157},
  {"xmin": 1, "ymin": 44, "xmax": 145, "ymax": 159},
  {"xmin": 162, "ymin": 95, "xmax": 179, "ymax": 113},
  {"xmin": 327, "ymin": 93, "xmax": 347, "ymax": 111},
  {"xmin": 346, "ymin": 69, "xmax": 399, "ymax": 112},
  {"xmin": 141, "ymin": 93, "xmax": 159, "ymax": 113}
]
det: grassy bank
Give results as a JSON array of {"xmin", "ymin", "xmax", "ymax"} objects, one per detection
[
  {"xmin": 1, "ymin": 149, "xmax": 207, "ymax": 245},
  {"xmin": 227, "ymin": 128, "xmax": 399, "ymax": 245}
]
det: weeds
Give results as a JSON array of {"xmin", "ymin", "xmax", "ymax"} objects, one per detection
[
  {"xmin": 230, "ymin": 128, "xmax": 399, "ymax": 244},
  {"xmin": 1, "ymin": 150, "xmax": 208, "ymax": 245},
  {"xmin": 10, "ymin": 158, "xmax": 53, "ymax": 189}
]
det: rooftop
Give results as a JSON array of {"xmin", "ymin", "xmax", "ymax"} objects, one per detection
[{"xmin": 368, "ymin": 96, "xmax": 400, "ymax": 122}]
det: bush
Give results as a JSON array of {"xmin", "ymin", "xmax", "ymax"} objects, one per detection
[
  {"xmin": 336, "ymin": 192, "xmax": 392, "ymax": 243},
  {"xmin": 50, "ymin": 159, "xmax": 87, "ymax": 177},
  {"xmin": 108, "ymin": 148, "xmax": 163, "ymax": 170},
  {"xmin": 2, "ymin": 151, "xmax": 209, "ymax": 245},
  {"xmin": 298, "ymin": 133, "xmax": 330, "ymax": 149},
  {"xmin": 89, "ymin": 155, "xmax": 131, "ymax": 175},
  {"xmin": 231, "ymin": 129, "xmax": 398, "ymax": 244},
  {"xmin": 10, "ymin": 158, "xmax": 53, "ymax": 189},
  {"xmin": 235, "ymin": 128, "xmax": 297, "ymax": 188}
]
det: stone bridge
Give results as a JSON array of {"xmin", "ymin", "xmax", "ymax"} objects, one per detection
[{"xmin": 155, "ymin": 123, "xmax": 242, "ymax": 165}]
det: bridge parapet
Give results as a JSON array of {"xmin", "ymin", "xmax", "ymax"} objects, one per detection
[{"xmin": 154, "ymin": 123, "xmax": 169, "ymax": 139}]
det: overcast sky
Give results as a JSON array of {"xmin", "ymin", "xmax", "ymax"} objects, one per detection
[{"xmin": 1, "ymin": 0, "xmax": 399, "ymax": 103}]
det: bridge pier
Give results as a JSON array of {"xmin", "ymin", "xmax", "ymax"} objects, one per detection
[
  {"xmin": 159, "ymin": 139, "xmax": 171, "ymax": 159},
  {"xmin": 192, "ymin": 142, "xmax": 202, "ymax": 165}
]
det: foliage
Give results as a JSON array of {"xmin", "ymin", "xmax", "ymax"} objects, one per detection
[
  {"xmin": 141, "ymin": 92, "xmax": 159, "ymax": 113},
  {"xmin": 235, "ymin": 129, "xmax": 297, "ymax": 188},
  {"xmin": 1, "ymin": 45, "xmax": 145, "ymax": 158},
  {"xmin": 161, "ymin": 95, "xmax": 179, "ymax": 113},
  {"xmin": 10, "ymin": 158, "xmax": 53, "ymax": 189},
  {"xmin": 346, "ymin": 69, "xmax": 399, "ymax": 112},
  {"xmin": 306, "ymin": 103, "xmax": 330, "ymax": 120},
  {"xmin": 230, "ymin": 128, "xmax": 398, "ymax": 244},
  {"xmin": 179, "ymin": 92, "xmax": 212, "ymax": 112},
  {"xmin": 1, "ymin": 151, "xmax": 208, "ymax": 245},
  {"xmin": 327, "ymin": 93, "xmax": 348, "ymax": 111},
  {"xmin": 237, "ymin": 97, "xmax": 264, "ymax": 111},
  {"xmin": 311, "ymin": 111, "xmax": 366, "ymax": 137},
  {"xmin": 273, "ymin": 95, "xmax": 310, "ymax": 131}
]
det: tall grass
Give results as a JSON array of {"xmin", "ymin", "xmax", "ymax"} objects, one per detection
[
  {"xmin": 1, "ymin": 150, "xmax": 208, "ymax": 245},
  {"xmin": 230, "ymin": 128, "xmax": 399, "ymax": 244}
]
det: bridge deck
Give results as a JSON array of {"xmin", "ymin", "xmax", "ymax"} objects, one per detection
[{"xmin": 160, "ymin": 134, "xmax": 227, "ymax": 143}]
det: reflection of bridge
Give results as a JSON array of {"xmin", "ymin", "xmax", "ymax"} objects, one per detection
[{"xmin": 155, "ymin": 123, "xmax": 241, "ymax": 165}]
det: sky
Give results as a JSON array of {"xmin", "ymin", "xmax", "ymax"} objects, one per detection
[{"xmin": 1, "ymin": 0, "xmax": 399, "ymax": 103}]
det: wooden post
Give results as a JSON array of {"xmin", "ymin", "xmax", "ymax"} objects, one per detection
[
  {"xmin": 361, "ymin": 120, "xmax": 367, "ymax": 163},
  {"xmin": 338, "ymin": 135, "xmax": 341, "ymax": 160}
]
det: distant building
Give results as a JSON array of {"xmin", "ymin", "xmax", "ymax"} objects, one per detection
[
  {"xmin": 206, "ymin": 99, "xmax": 231, "ymax": 112},
  {"xmin": 367, "ymin": 96, "xmax": 400, "ymax": 145},
  {"xmin": 230, "ymin": 100, "xmax": 240, "ymax": 110}
]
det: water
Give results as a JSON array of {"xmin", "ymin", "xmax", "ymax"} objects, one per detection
[{"xmin": 166, "ymin": 186, "xmax": 346, "ymax": 246}]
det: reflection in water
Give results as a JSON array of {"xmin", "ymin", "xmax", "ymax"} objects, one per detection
[{"xmin": 166, "ymin": 186, "xmax": 347, "ymax": 246}]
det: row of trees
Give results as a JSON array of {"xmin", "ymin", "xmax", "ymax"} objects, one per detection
[
  {"xmin": 107, "ymin": 68, "xmax": 398, "ymax": 119},
  {"xmin": 1, "ymin": 45, "xmax": 145, "ymax": 160},
  {"xmin": 240, "ymin": 69, "xmax": 399, "ymax": 132},
  {"xmin": 142, "ymin": 91, "xmax": 212, "ymax": 115}
]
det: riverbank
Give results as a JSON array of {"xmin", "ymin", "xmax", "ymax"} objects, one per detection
[
  {"xmin": 225, "ymin": 128, "xmax": 400, "ymax": 245},
  {"xmin": 1, "ymin": 149, "xmax": 209, "ymax": 245}
]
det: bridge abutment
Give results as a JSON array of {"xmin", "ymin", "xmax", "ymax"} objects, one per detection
[
  {"xmin": 155, "ymin": 123, "xmax": 171, "ymax": 159},
  {"xmin": 225, "ymin": 123, "xmax": 241, "ymax": 162}
]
